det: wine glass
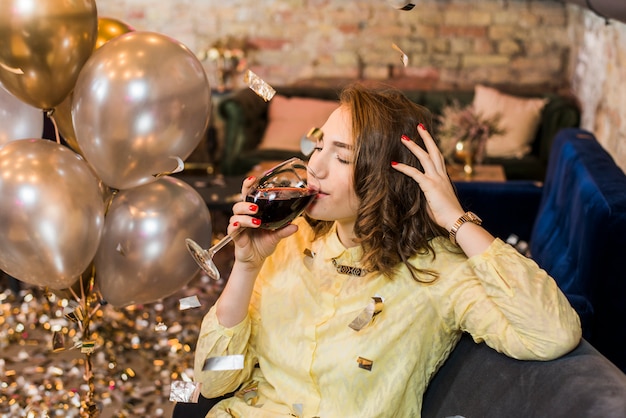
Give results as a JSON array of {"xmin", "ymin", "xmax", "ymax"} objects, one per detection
[{"xmin": 185, "ymin": 157, "xmax": 318, "ymax": 280}]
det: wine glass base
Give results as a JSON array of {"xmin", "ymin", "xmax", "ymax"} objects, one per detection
[{"xmin": 185, "ymin": 238, "xmax": 221, "ymax": 281}]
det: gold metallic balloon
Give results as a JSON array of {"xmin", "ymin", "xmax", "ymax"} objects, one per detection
[
  {"xmin": 72, "ymin": 31, "xmax": 212, "ymax": 190},
  {"xmin": 53, "ymin": 17, "xmax": 135, "ymax": 154},
  {"xmin": 0, "ymin": 0, "xmax": 98, "ymax": 110},
  {"xmin": 0, "ymin": 139, "xmax": 105, "ymax": 290},
  {"xmin": 96, "ymin": 17, "xmax": 135, "ymax": 49},
  {"xmin": 96, "ymin": 176, "xmax": 212, "ymax": 307}
]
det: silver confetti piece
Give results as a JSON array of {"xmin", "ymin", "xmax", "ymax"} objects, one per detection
[
  {"xmin": 348, "ymin": 296, "xmax": 384, "ymax": 331},
  {"xmin": 391, "ymin": 43, "xmax": 409, "ymax": 67},
  {"xmin": 243, "ymin": 69, "xmax": 276, "ymax": 101},
  {"xmin": 169, "ymin": 380, "xmax": 202, "ymax": 403},
  {"xmin": 202, "ymin": 354, "xmax": 244, "ymax": 371},
  {"xmin": 179, "ymin": 295, "xmax": 202, "ymax": 311},
  {"xmin": 153, "ymin": 156, "xmax": 185, "ymax": 178}
]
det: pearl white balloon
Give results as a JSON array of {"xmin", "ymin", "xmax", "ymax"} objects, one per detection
[
  {"xmin": 0, "ymin": 139, "xmax": 105, "ymax": 289},
  {"xmin": 0, "ymin": 83, "xmax": 43, "ymax": 145},
  {"xmin": 96, "ymin": 176, "xmax": 212, "ymax": 307},
  {"xmin": 72, "ymin": 31, "xmax": 211, "ymax": 190}
]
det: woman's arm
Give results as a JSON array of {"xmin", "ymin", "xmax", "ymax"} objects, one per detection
[
  {"xmin": 213, "ymin": 176, "xmax": 299, "ymax": 328},
  {"xmin": 392, "ymin": 124, "xmax": 495, "ymax": 257}
]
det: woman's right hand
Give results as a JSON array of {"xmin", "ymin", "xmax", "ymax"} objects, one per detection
[{"xmin": 228, "ymin": 176, "xmax": 299, "ymax": 270}]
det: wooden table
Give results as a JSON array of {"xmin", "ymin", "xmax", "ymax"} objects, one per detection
[{"xmin": 448, "ymin": 164, "xmax": 506, "ymax": 182}]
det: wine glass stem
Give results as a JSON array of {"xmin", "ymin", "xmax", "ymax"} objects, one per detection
[{"xmin": 208, "ymin": 227, "xmax": 243, "ymax": 256}]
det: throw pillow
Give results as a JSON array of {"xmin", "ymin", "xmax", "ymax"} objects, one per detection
[
  {"xmin": 472, "ymin": 85, "xmax": 547, "ymax": 159},
  {"xmin": 258, "ymin": 95, "xmax": 339, "ymax": 151}
]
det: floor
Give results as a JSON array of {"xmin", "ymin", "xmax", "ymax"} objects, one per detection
[{"xmin": 1, "ymin": 236, "xmax": 233, "ymax": 418}]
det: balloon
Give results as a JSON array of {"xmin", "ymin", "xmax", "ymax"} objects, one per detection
[
  {"xmin": 53, "ymin": 17, "xmax": 135, "ymax": 154},
  {"xmin": 0, "ymin": 83, "xmax": 43, "ymax": 146},
  {"xmin": 95, "ymin": 17, "xmax": 135, "ymax": 50},
  {"xmin": 0, "ymin": 0, "xmax": 97, "ymax": 110},
  {"xmin": 72, "ymin": 31, "xmax": 212, "ymax": 190},
  {"xmin": 0, "ymin": 139, "xmax": 105, "ymax": 289},
  {"xmin": 96, "ymin": 176, "xmax": 212, "ymax": 307}
]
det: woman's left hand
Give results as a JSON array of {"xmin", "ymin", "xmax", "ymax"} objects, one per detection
[{"xmin": 392, "ymin": 124, "xmax": 465, "ymax": 231}]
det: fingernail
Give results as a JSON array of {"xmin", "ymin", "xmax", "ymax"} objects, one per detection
[
  {"xmin": 249, "ymin": 204, "xmax": 258, "ymax": 212},
  {"xmin": 252, "ymin": 218, "xmax": 261, "ymax": 226},
  {"xmin": 418, "ymin": 123, "xmax": 426, "ymax": 130},
  {"xmin": 233, "ymin": 221, "xmax": 239, "ymax": 227},
  {"xmin": 401, "ymin": 134, "xmax": 411, "ymax": 141},
  {"xmin": 391, "ymin": 161, "xmax": 399, "ymax": 166},
  {"xmin": 246, "ymin": 176, "xmax": 255, "ymax": 181}
]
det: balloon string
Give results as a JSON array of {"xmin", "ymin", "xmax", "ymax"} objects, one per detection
[
  {"xmin": 79, "ymin": 269, "xmax": 100, "ymax": 417},
  {"xmin": 45, "ymin": 109, "xmax": 62, "ymax": 145}
]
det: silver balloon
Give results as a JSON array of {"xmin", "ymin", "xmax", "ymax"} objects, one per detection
[
  {"xmin": 0, "ymin": 83, "xmax": 43, "ymax": 145},
  {"xmin": 72, "ymin": 31, "xmax": 212, "ymax": 190},
  {"xmin": 0, "ymin": 139, "xmax": 105, "ymax": 289},
  {"xmin": 96, "ymin": 176, "xmax": 212, "ymax": 307}
]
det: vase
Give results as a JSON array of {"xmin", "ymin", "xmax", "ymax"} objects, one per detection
[{"xmin": 453, "ymin": 139, "xmax": 479, "ymax": 178}]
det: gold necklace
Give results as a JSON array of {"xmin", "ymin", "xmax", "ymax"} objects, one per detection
[
  {"xmin": 304, "ymin": 249, "xmax": 368, "ymax": 277},
  {"xmin": 331, "ymin": 258, "xmax": 368, "ymax": 277}
]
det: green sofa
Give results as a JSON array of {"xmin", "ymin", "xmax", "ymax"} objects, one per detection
[{"xmin": 216, "ymin": 85, "xmax": 581, "ymax": 180}]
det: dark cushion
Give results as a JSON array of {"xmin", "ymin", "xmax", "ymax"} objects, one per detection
[{"xmin": 422, "ymin": 334, "xmax": 626, "ymax": 418}]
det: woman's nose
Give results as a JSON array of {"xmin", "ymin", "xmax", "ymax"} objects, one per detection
[{"xmin": 307, "ymin": 153, "xmax": 326, "ymax": 179}]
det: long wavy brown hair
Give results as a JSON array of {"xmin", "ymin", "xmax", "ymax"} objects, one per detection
[{"xmin": 308, "ymin": 82, "xmax": 450, "ymax": 281}]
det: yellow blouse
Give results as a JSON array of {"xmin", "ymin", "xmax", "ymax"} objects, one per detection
[{"xmin": 194, "ymin": 218, "xmax": 581, "ymax": 418}]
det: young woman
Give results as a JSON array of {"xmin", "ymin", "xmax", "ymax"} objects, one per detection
[{"xmin": 190, "ymin": 83, "xmax": 581, "ymax": 417}]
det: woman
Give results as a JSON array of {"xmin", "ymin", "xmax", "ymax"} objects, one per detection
[{"xmin": 190, "ymin": 83, "xmax": 581, "ymax": 417}]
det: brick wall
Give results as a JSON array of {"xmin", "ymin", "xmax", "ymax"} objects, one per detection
[
  {"xmin": 95, "ymin": 0, "xmax": 626, "ymax": 172},
  {"xmin": 97, "ymin": 0, "xmax": 572, "ymax": 92},
  {"xmin": 568, "ymin": 5, "xmax": 626, "ymax": 174}
]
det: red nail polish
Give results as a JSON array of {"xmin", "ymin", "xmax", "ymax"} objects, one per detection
[
  {"xmin": 401, "ymin": 135, "xmax": 411, "ymax": 141},
  {"xmin": 246, "ymin": 176, "xmax": 255, "ymax": 181},
  {"xmin": 249, "ymin": 204, "xmax": 258, "ymax": 211},
  {"xmin": 391, "ymin": 161, "xmax": 399, "ymax": 166},
  {"xmin": 252, "ymin": 218, "xmax": 261, "ymax": 226},
  {"xmin": 418, "ymin": 123, "xmax": 425, "ymax": 130},
  {"xmin": 233, "ymin": 221, "xmax": 239, "ymax": 227}
]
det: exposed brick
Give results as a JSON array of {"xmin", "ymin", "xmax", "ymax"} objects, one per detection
[{"xmin": 439, "ymin": 25, "xmax": 489, "ymax": 38}]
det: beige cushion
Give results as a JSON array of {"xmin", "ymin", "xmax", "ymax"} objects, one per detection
[
  {"xmin": 472, "ymin": 85, "xmax": 548, "ymax": 159},
  {"xmin": 258, "ymin": 95, "xmax": 339, "ymax": 151}
]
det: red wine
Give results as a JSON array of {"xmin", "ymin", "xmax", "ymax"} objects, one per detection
[{"xmin": 246, "ymin": 187, "xmax": 317, "ymax": 230}]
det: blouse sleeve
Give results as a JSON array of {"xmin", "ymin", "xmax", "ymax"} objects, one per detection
[
  {"xmin": 430, "ymin": 238, "xmax": 582, "ymax": 360},
  {"xmin": 193, "ymin": 301, "xmax": 258, "ymax": 398}
]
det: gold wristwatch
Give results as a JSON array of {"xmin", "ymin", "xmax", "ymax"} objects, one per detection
[{"xmin": 449, "ymin": 211, "xmax": 482, "ymax": 245}]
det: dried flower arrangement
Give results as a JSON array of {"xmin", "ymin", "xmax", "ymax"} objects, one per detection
[{"xmin": 436, "ymin": 101, "xmax": 505, "ymax": 166}]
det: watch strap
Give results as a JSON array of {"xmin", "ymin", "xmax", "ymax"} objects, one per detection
[{"xmin": 449, "ymin": 211, "xmax": 482, "ymax": 245}]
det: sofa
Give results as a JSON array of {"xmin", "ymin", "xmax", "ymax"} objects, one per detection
[
  {"xmin": 455, "ymin": 128, "xmax": 626, "ymax": 373},
  {"xmin": 172, "ymin": 333, "xmax": 626, "ymax": 417},
  {"xmin": 216, "ymin": 84, "xmax": 581, "ymax": 180}
]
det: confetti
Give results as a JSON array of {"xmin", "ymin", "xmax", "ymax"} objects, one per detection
[
  {"xmin": 243, "ymin": 69, "xmax": 276, "ymax": 101},
  {"xmin": 391, "ymin": 43, "xmax": 409, "ymax": 67},
  {"xmin": 179, "ymin": 295, "xmax": 202, "ymax": 311},
  {"xmin": 169, "ymin": 380, "xmax": 202, "ymax": 403},
  {"xmin": 300, "ymin": 127, "xmax": 323, "ymax": 156},
  {"xmin": 153, "ymin": 156, "xmax": 185, "ymax": 178},
  {"xmin": 357, "ymin": 356, "xmax": 373, "ymax": 371},
  {"xmin": 80, "ymin": 340, "xmax": 96, "ymax": 354},
  {"xmin": 348, "ymin": 296, "xmax": 384, "ymax": 331},
  {"xmin": 52, "ymin": 331, "xmax": 65, "ymax": 352},
  {"xmin": 154, "ymin": 322, "xmax": 168, "ymax": 332},
  {"xmin": 202, "ymin": 354, "xmax": 244, "ymax": 371}
]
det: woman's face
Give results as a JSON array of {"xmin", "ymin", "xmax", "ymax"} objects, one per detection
[{"xmin": 305, "ymin": 105, "xmax": 360, "ymax": 227}]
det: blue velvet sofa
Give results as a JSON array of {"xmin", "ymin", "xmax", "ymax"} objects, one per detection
[{"xmin": 457, "ymin": 127, "xmax": 626, "ymax": 373}]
